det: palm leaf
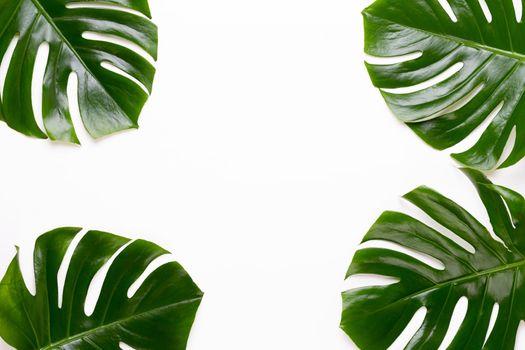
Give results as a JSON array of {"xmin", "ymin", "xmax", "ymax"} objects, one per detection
[
  {"xmin": 341, "ymin": 169, "xmax": 525, "ymax": 349},
  {"xmin": 364, "ymin": 0, "xmax": 525, "ymax": 170},
  {"xmin": 0, "ymin": 228, "xmax": 202, "ymax": 349},
  {"xmin": 0, "ymin": 0, "xmax": 157, "ymax": 143}
]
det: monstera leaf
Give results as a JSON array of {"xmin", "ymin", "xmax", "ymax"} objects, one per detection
[
  {"xmin": 364, "ymin": 0, "xmax": 525, "ymax": 170},
  {"xmin": 0, "ymin": 0, "xmax": 157, "ymax": 143},
  {"xmin": 341, "ymin": 169, "xmax": 525, "ymax": 349},
  {"xmin": 0, "ymin": 228, "xmax": 202, "ymax": 349}
]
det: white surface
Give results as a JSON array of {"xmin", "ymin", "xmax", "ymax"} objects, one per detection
[{"xmin": 1, "ymin": 0, "xmax": 525, "ymax": 349}]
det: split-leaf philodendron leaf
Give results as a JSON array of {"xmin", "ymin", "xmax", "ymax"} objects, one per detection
[
  {"xmin": 364, "ymin": 0, "xmax": 525, "ymax": 170},
  {"xmin": 341, "ymin": 169, "xmax": 525, "ymax": 349},
  {"xmin": 0, "ymin": 0, "xmax": 157, "ymax": 143},
  {"xmin": 0, "ymin": 228, "xmax": 202, "ymax": 349}
]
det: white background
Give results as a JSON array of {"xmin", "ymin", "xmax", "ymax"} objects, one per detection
[{"xmin": 1, "ymin": 0, "xmax": 525, "ymax": 349}]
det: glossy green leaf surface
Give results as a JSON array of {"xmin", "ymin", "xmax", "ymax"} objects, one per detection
[
  {"xmin": 364, "ymin": 0, "xmax": 525, "ymax": 170},
  {"xmin": 0, "ymin": 228, "xmax": 202, "ymax": 349},
  {"xmin": 341, "ymin": 169, "xmax": 525, "ymax": 349},
  {"xmin": 0, "ymin": 0, "xmax": 157, "ymax": 143}
]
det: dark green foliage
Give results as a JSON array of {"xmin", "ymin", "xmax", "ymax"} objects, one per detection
[
  {"xmin": 0, "ymin": 0, "xmax": 157, "ymax": 142},
  {"xmin": 364, "ymin": 0, "xmax": 525, "ymax": 170},
  {"xmin": 0, "ymin": 228, "xmax": 202, "ymax": 349},
  {"xmin": 342, "ymin": 169, "xmax": 525, "ymax": 349}
]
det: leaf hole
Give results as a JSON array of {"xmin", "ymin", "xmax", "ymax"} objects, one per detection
[
  {"xmin": 31, "ymin": 42, "xmax": 50, "ymax": 135},
  {"xmin": 516, "ymin": 320, "xmax": 525, "ymax": 348},
  {"xmin": 495, "ymin": 125, "xmax": 517, "ymax": 169},
  {"xmin": 387, "ymin": 307, "xmax": 427, "ymax": 350},
  {"xmin": 0, "ymin": 35, "xmax": 19, "ymax": 100},
  {"xmin": 82, "ymin": 31, "xmax": 155, "ymax": 65},
  {"xmin": 84, "ymin": 240, "xmax": 134, "ymax": 316},
  {"xmin": 438, "ymin": 296, "xmax": 468, "ymax": 350},
  {"xmin": 119, "ymin": 342, "xmax": 136, "ymax": 350},
  {"xmin": 382, "ymin": 62, "xmax": 464, "ymax": 94},
  {"xmin": 513, "ymin": 0, "xmax": 523, "ymax": 22},
  {"xmin": 478, "ymin": 0, "xmax": 493, "ymax": 22},
  {"xmin": 18, "ymin": 245, "xmax": 36, "ymax": 296},
  {"xmin": 399, "ymin": 200, "xmax": 476, "ymax": 254},
  {"xmin": 365, "ymin": 51, "xmax": 423, "ymax": 65},
  {"xmin": 448, "ymin": 101, "xmax": 504, "ymax": 156},
  {"xmin": 342, "ymin": 274, "xmax": 400, "ymax": 292},
  {"xmin": 127, "ymin": 254, "xmax": 175, "ymax": 298},
  {"xmin": 65, "ymin": 2, "xmax": 149, "ymax": 18},
  {"xmin": 500, "ymin": 193, "xmax": 518, "ymax": 229},
  {"xmin": 425, "ymin": 83, "xmax": 485, "ymax": 121},
  {"xmin": 66, "ymin": 71, "xmax": 91, "ymax": 144},
  {"xmin": 360, "ymin": 240, "xmax": 446, "ymax": 270},
  {"xmin": 100, "ymin": 61, "xmax": 150, "ymax": 95},
  {"xmin": 484, "ymin": 303, "xmax": 499, "ymax": 346},
  {"xmin": 437, "ymin": 0, "xmax": 458, "ymax": 22},
  {"xmin": 57, "ymin": 229, "xmax": 88, "ymax": 308}
]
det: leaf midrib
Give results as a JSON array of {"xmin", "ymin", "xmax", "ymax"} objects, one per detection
[
  {"xmin": 27, "ymin": 0, "xmax": 130, "ymax": 122},
  {"xmin": 373, "ymin": 258, "xmax": 525, "ymax": 315},
  {"xmin": 39, "ymin": 296, "xmax": 203, "ymax": 350},
  {"xmin": 364, "ymin": 11, "xmax": 525, "ymax": 62}
]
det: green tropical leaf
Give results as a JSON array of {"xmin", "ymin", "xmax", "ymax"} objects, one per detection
[
  {"xmin": 364, "ymin": 0, "xmax": 525, "ymax": 170},
  {"xmin": 0, "ymin": 228, "xmax": 202, "ymax": 349},
  {"xmin": 341, "ymin": 169, "xmax": 525, "ymax": 349},
  {"xmin": 0, "ymin": 0, "xmax": 157, "ymax": 143}
]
